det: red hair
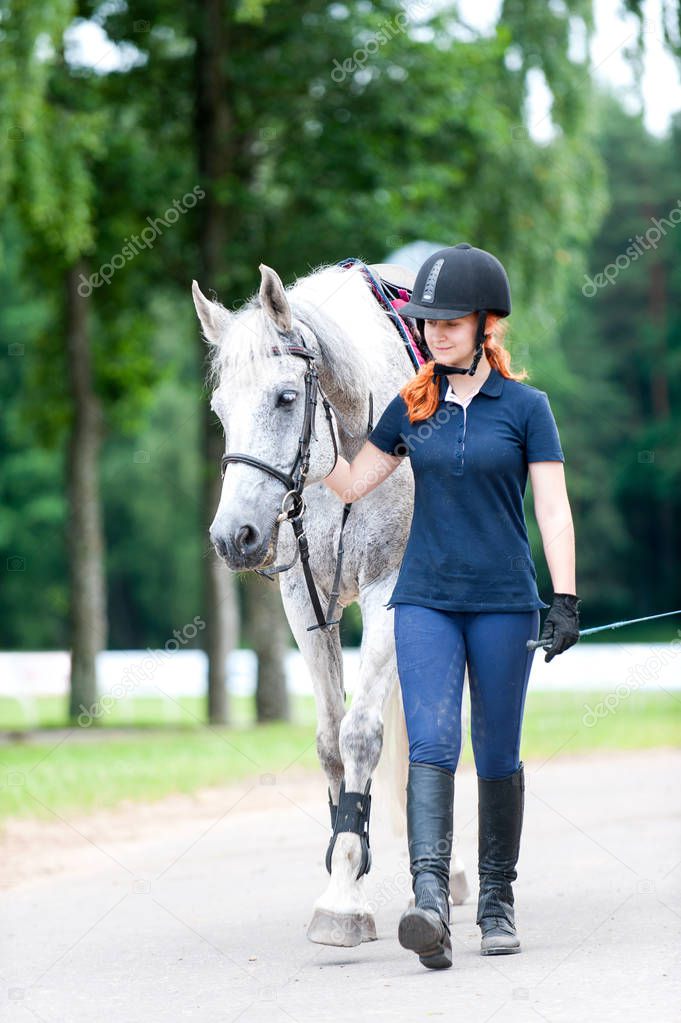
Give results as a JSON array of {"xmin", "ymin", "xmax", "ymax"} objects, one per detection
[{"xmin": 399, "ymin": 315, "xmax": 527, "ymax": 423}]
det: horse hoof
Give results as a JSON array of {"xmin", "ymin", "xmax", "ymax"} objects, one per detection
[
  {"xmin": 307, "ymin": 909, "xmax": 375, "ymax": 947},
  {"xmin": 358, "ymin": 912, "xmax": 377, "ymax": 942}
]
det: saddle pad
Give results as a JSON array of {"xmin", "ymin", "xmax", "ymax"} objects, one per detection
[{"xmin": 336, "ymin": 257, "xmax": 430, "ymax": 372}]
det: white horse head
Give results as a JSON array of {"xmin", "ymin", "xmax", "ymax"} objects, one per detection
[{"xmin": 192, "ymin": 262, "xmax": 398, "ymax": 571}]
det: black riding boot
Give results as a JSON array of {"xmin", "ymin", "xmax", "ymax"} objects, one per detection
[
  {"xmin": 398, "ymin": 762, "xmax": 454, "ymax": 970},
  {"xmin": 476, "ymin": 761, "xmax": 524, "ymax": 955}
]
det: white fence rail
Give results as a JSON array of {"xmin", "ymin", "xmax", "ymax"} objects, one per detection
[{"xmin": 0, "ymin": 642, "xmax": 679, "ymax": 707}]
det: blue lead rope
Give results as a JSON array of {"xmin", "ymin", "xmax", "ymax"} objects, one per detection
[{"xmin": 527, "ymin": 608, "xmax": 681, "ymax": 651}]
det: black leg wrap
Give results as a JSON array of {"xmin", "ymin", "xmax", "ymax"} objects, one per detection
[
  {"xmin": 325, "ymin": 777, "xmax": 372, "ymax": 879},
  {"xmin": 327, "ymin": 786, "xmax": 338, "ymax": 830}
]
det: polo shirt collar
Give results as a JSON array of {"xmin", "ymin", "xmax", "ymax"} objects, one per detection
[{"xmin": 437, "ymin": 366, "xmax": 504, "ymax": 401}]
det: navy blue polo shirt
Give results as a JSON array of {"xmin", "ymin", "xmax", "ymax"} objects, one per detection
[{"xmin": 367, "ymin": 367, "xmax": 565, "ymax": 613}]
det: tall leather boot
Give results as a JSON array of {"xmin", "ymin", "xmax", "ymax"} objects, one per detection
[
  {"xmin": 476, "ymin": 760, "xmax": 524, "ymax": 955},
  {"xmin": 398, "ymin": 762, "xmax": 454, "ymax": 970}
]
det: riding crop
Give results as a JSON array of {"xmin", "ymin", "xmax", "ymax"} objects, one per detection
[{"xmin": 527, "ymin": 608, "xmax": 681, "ymax": 651}]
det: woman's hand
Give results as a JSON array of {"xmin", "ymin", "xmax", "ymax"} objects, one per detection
[{"xmin": 538, "ymin": 593, "xmax": 581, "ymax": 662}]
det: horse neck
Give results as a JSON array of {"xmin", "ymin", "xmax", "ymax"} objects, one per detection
[
  {"xmin": 320, "ymin": 339, "xmax": 411, "ymax": 461},
  {"xmin": 294, "ymin": 274, "xmax": 413, "ymax": 457}
]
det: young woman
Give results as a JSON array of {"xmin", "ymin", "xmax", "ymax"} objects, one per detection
[{"xmin": 323, "ymin": 243, "xmax": 580, "ymax": 970}]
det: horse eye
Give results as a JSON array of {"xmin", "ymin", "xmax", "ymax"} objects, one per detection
[{"xmin": 278, "ymin": 390, "xmax": 298, "ymax": 406}]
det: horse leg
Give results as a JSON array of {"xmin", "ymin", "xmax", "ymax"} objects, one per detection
[
  {"xmin": 278, "ymin": 577, "xmax": 372, "ymax": 946},
  {"xmin": 306, "ymin": 579, "xmax": 398, "ymax": 947}
]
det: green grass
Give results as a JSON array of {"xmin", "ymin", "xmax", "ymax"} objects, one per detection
[
  {"xmin": 0, "ymin": 691, "xmax": 679, "ymax": 827},
  {"xmin": 505, "ymin": 688, "xmax": 680, "ymax": 760},
  {"xmin": 0, "ymin": 718, "xmax": 320, "ymax": 825},
  {"xmin": 0, "ymin": 694, "xmax": 264, "ymax": 732}
]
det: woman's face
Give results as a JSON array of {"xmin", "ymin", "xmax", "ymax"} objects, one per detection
[{"xmin": 424, "ymin": 313, "xmax": 478, "ymax": 365}]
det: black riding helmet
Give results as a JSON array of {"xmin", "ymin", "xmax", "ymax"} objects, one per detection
[{"xmin": 400, "ymin": 242, "xmax": 512, "ymax": 377}]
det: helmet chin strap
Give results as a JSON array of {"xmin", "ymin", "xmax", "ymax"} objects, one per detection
[{"xmin": 432, "ymin": 310, "xmax": 487, "ymax": 377}]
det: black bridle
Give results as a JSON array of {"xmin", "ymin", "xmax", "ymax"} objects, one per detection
[{"xmin": 219, "ymin": 328, "xmax": 373, "ymax": 632}]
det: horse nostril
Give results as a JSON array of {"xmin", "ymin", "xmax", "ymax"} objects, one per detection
[
  {"xmin": 210, "ymin": 531, "xmax": 229, "ymax": 559},
  {"xmin": 234, "ymin": 524, "xmax": 261, "ymax": 556}
]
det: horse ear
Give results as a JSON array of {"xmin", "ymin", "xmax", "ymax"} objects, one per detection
[
  {"xmin": 258, "ymin": 263, "xmax": 292, "ymax": 332},
  {"xmin": 192, "ymin": 280, "xmax": 232, "ymax": 345}
]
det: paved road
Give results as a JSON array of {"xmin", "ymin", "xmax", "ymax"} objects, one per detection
[{"xmin": 2, "ymin": 748, "xmax": 680, "ymax": 1023}]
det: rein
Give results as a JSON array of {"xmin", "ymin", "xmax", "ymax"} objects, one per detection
[{"xmin": 220, "ymin": 330, "xmax": 373, "ymax": 633}]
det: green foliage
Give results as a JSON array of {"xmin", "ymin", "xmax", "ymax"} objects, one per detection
[
  {"xmin": 547, "ymin": 96, "xmax": 681, "ymax": 619},
  {"xmin": 0, "ymin": 0, "xmax": 679, "ymax": 651},
  {"xmin": 102, "ymin": 293, "xmax": 204, "ymax": 648},
  {"xmin": 623, "ymin": 0, "xmax": 681, "ymax": 63},
  {"xmin": 0, "ymin": 1, "xmax": 102, "ymax": 260},
  {"xmin": 99, "ymin": 0, "xmax": 608, "ymax": 318},
  {"xmin": 0, "ymin": 221, "xmax": 69, "ymax": 647}
]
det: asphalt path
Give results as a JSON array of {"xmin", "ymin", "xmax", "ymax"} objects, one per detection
[{"xmin": 2, "ymin": 748, "xmax": 680, "ymax": 1023}]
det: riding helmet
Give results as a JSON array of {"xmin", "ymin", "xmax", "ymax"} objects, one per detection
[
  {"xmin": 399, "ymin": 242, "xmax": 511, "ymax": 320},
  {"xmin": 400, "ymin": 242, "xmax": 511, "ymax": 376}
]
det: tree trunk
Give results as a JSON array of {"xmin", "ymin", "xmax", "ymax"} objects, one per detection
[
  {"xmin": 204, "ymin": 431, "xmax": 237, "ymax": 726},
  {"xmin": 195, "ymin": 0, "xmax": 237, "ymax": 724},
  {"xmin": 647, "ymin": 253, "xmax": 674, "ymax": 601},
  {"xmin": 66, "ymin": 261, "xmax": 107, "ymax": 723},
  {"xmin": 243, "ymin": 573, "xmax": 290, "ymax": 722},
  {"xmin": 194, "ymin": 0, "xmax": 292, "ymax": 724}
]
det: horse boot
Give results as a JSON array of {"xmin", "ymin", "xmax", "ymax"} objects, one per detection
[
  {"xmin": 476, "ymin": 761, "xmax": 525, "ymax": 955},
  {"xmin": 398, "ymin": 762, "xmax": 454, "ymax": 970},
  {"xmin": 327, "ymin": 786, "xmax": 338, "ymax": 832},
  {"xmin": 307, "ymin": 779, "xmax": 374, "ymax": 947},
  {"xmin": 325, "ymin": 777, "xmax": 372, "ymax": 878}
]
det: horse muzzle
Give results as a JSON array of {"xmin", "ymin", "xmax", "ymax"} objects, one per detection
[{"xmin": 209, "ymin": 515, "xmax": 280, "ymax": 571}]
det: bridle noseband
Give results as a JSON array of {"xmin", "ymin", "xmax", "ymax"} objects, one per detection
[{"xmin": 218, "ymin": 328, "xmax": 373, "ymax": 632}]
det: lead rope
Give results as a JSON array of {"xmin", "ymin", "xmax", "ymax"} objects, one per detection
[{"xmin": 307, "ymin": 390, "xmax": 374, "ymax": 632}]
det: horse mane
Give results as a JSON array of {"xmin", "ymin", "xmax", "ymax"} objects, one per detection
[{"xmin": 208, "ymin": 263, "xmax": 401, "ymax": 401}]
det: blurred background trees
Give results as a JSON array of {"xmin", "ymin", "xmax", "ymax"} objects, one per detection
[{"xmin": 0, "ymin": 0, "xmax": 679, "ymax": 722}]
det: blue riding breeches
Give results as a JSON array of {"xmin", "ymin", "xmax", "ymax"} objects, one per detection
[{"xmin": 393, "ymin": 603, "xmax": 540, "ymax": 779}]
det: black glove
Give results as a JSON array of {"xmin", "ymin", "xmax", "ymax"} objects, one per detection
[{"xmin": 539, "ymin": 593, "xmax": 581, "ymax": 663}]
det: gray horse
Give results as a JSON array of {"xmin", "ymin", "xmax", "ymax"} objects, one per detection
[{"xmin": 192, "ymin": 261, "xmax": 469, "ymax": 947}]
